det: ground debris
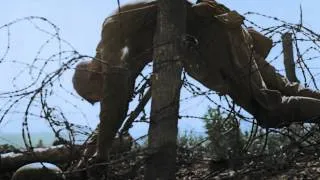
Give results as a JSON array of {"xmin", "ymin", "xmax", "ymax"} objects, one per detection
[{"xmin": 2, "ymin": 145, "xmax": 320, "ymax": 179}]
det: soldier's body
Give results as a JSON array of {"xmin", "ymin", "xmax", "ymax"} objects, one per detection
[{"xmin": 73, "ymin": 0, "xmax": 320, "ymax": 132}]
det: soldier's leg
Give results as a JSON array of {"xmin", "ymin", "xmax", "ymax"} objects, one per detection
[
  {"xmin": 223, "ymin": 25, "xmax": 320, "ymax": 128},
  {"xmin": 254, "ymin": 53, "xmax": 320, "ymax": 100},
  {"xmin": 282, "ymin": 96, "xmax": 320, "ymax": 124},
  {"xmin": 255, "ymin": 94, "xmax": 320, "ymax": 128}
]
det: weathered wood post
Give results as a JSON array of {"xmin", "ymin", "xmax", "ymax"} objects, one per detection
[{"xmin": 145, "ymin": 0, "xmax": 186, "ymax": 179}]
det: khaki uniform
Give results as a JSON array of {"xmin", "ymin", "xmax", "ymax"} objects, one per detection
[
  {"xmin": 193, "ymin": 1, "xmax": 320, "ymax": 128},
  {"xmin": 71, "ymin": 1, "xmax": 320, "ymax": 174},
  {"xmin": 72, "ymin": 0, "xmax": 320, "ymax": 142}
]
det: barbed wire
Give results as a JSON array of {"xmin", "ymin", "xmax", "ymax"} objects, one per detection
[
  {"xmin": 1, "ymin": 2, "xmax": 320, "ymax": 179},
  {"xmin": 0, "ymin": 17, "xmax": 92, "ymax": 151}
]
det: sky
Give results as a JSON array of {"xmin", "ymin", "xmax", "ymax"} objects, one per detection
[{"xmin": 1, "ymin": 0, "xmax": 320, "ymax": 145}]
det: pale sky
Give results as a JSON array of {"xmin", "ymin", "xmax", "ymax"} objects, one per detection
[{"xmin": 1, "ymin": 0, "xmax": 320, "ymax": 142}]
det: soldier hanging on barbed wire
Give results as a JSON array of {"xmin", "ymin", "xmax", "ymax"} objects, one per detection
[
  {"xmin": 71, "ymin": 0, "xmax": 320, "ymax": 168},
  {"xmin": 74, "ymin": 0, "xmax": 320, "ymax": 129}
]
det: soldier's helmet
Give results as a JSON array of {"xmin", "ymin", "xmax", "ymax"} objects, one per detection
[
  {"xmin": 11, "ymin": 162, "xmax": 65, "ymax": 180},
  {"xmin": 72, "ymin": 61, "xmax": 102, "ymax": 104}
]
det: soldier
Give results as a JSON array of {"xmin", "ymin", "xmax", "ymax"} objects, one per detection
[{"xmin": 72, "ymin": 1, "xmax": 320, "ymax": 161}]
